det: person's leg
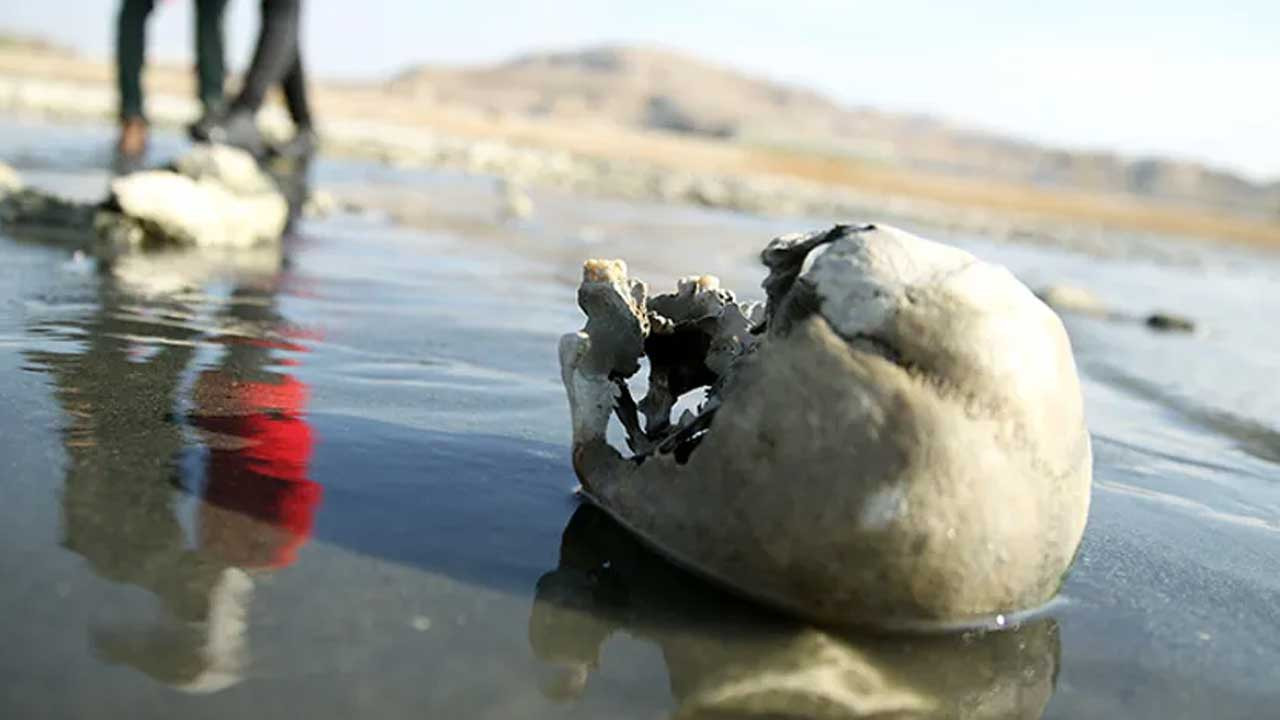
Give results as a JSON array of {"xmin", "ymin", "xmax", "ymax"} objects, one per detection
[
  {"xmin": 230, "ymin": 0, "xmax": 301, "ymax": 115},
  {"xmin": 194, "ymin": 0, "xmax": 229, "ymax": 114},
  {"xmin": 115, "ymin": 0, "xmax": 154, "ymax": 162},
  {"xmin": 204, "ymin": 0, "xmax": 301, "ymax": 155},
  {"xmin": 116, "ymin": 0, "xmax": 154, "ymax": 122},
  {"xmin": 271, "ymin": 51, "xmax": 317, "ymax": 159},
  {"xmin": 281, "ymin": 54, "xmax": 312, "ymax": 131}
]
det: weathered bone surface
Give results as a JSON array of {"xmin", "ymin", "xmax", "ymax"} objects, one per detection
[{"xmin": 559, "ymin": 223, "xmax": 1093, "ymax": 628}]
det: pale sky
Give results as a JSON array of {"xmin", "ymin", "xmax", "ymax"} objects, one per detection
[{"xmin": 3, "ymin": 1, "xmax": 1277, "ymax": 181}]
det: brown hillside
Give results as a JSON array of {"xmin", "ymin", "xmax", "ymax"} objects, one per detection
[{"xmin": 389, "ymin": 45, "xmax": 1280, "ymax": 220}]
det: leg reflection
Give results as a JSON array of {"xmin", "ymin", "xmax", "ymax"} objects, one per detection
[
  {"xmin": 29, "ymin": 246, "xmax": 319, "ymax": 692},
  {"xmin": 190, "ymin": 285, "xmax": 321, "ymax": 571},
  {"xmin": 28, "ymin": 276, "xmax": 252, "ymax": 691}
]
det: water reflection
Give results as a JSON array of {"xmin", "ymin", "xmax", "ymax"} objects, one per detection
[
  {"xmin": 530, "ymin": 505, "xmax": 1060, "ymax": 719},
  {"xmin": 23, "ymin": 157, "xmax": 319, "ymax": 692},
  {"xmin": 189, "ymin": 287, "xmax": 322, "ymax": 572}
]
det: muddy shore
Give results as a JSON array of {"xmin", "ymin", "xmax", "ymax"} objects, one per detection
[
  {"xmin": 1, "ymin": 45, "xmax": 1276, "ymax": 254},
  {"xmin": 3, "ymin": 116, "xmax": 1280, "ymax": 719}
]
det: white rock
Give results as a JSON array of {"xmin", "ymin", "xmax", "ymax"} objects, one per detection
[
  {"xmin": 110, "ymin": 171, "xmax": 287, "ymax": 248},
  {"xmin": 1036, "ymin": 283, "xmax": 1108, "ymax": 316},
  {"xmin": 0, "ymin": 160, "xmax": 22, "ymax": 194},
  {"xmin": 107, "ymin": 141, "xmax": 290, "ymax": 247},
  {"xmin": 303, "ymin": 189, "xmax": 338, "ymax": 218},
  {"xmin": 174, "ymin": 143, "xmax": 278, "ymax": 196},
  {"xmin": 499, "ymin": 178, "xmax": 535, "ymax": 220}
]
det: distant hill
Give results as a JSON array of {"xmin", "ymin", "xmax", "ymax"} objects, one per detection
[
  {"xmin": 389, "ymin": 45, "xmax": 1279, "ymax": 219},
  {"xmin": 0, "ymin": 32, "xmax": 68, "ymax": 55}
]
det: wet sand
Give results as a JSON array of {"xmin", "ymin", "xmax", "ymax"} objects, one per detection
[{"xmin": 1, "ymin": 118, "xmax": 1280, "ymax": 718}]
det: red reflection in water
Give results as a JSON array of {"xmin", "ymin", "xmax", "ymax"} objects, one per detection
[{"xmin": 192, "ymin": 371, "xmax": 322, "ymax": 570}]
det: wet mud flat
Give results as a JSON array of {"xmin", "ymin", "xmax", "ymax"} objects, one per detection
[{"xmin": 1, "ymin": 117, "xmax": 1280, "ymax": 719}]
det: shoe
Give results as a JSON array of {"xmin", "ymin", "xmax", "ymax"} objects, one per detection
[
  {"xmin": 187, "ymin": 105, "xmax": 225, "ymax": 142},
  {"xmin": 114, "ymin": 117, "xmax": 148, "ymax": 170},
  {"xmin": 270, "ymin": 126, "xmax": 318, "ymax": 161},
  {"xmin": 203, "ymin": 110, "xmax": 267, "ymax": 157}
]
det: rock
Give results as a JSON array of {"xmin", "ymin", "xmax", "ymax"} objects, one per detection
[
  {"xmin": 0, "ymin": 187, "xmax": 97, "ymax": 234},
  {"xmin": 498, "ymin": 178, "xmax": 534, "ymax": 220},
  {"xmin": 0, "ymin": 160, "xmax": 22, "ymax": 195},
  {"xmin": 1145, "ymin": 312, "xmax": 1195, "ymax": 333},
  {"xmin": 558, "ymin": 223, "xmax": 1092, "ymax": 629},
  {"xmin": 105, "ymin": 144, "xmax": 288, "ymax": 248},
  {"xmin": 1037, "ymin": 285, "xmax": 1198, "ymax": 333},
  {"xmin": 1036, "ymin": 283, "xmax": 1108, "ymax": 316},
  {"xmin": 689, "ymin": 177, "xmax": 730, "ymax": 207},
  {"xmin": 173, "ymin": 143, "xmax": 278, "ymax": 196},
  {"xmin": 108, "ymin": 170, "xmax": 287, "ymax": 248},
  {"xmin": 1, "ymin": 145, "xmax": 290, "ymax": 251},
  {"xmin": 302, "ymin": 189, "xmax": 338, "ymax": 218}
]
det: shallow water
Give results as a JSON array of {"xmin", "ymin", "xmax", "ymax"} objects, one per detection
[{"xmin": 1, "ymin": 117, "xmax": 1279, "ymax": 718}]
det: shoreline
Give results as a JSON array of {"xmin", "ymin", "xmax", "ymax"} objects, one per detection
[{"xmin": 1, "ymin": 45, "xmax": 1276, "ymax": 252}]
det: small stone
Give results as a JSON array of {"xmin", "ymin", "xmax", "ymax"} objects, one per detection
[
  {"xmin": 1036, "ymin": 284, "xmax": 1108, "ymax": 316},
  {"xmin": 303, "ymin": 189, "xmax": 338, "ymax": 218},
  {"xmin": 0, "ymin": 160, "xmax": 23, "ymax": 195},
  {"xmin": 410, "ymin": 615, "xmax": 432, "ymax": 632},
  {"xmin": 499, "ymin": 178, "xmax": 535, "ymax": 220},
  {"xmin": 1145, "ymin": 312, "xmax": 1195, "ymax": 333},
  {"xmin": 0, "ymin": 187, "xmax": 97, "ymax": 233}
]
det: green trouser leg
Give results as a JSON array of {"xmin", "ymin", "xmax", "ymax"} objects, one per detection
[
  {"xmin": 194, "ymin": 0, "xmax": 229, "ymax": 114},
  {"xmin": 116, "ymin": 0, "xmax": 154, "ymax": 121}
]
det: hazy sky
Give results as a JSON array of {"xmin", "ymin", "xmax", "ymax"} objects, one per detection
[{"xmin": 3, "ymin": 1, "xmax": 1277, "ymax": 180}]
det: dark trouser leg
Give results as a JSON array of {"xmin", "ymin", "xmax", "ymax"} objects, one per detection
[
  {"xmin": 194, "ymin": 0, "xmax": 229, "ymax": 113},
  {"xmin": 231, "ymin": 0, "xmax": 301, "ymax": 115},
  {"xmin": 116, "ymin": 0, "xmax": 155, "ymax": 120},
  {"xmin": 281, "ymin": 53, "xmax": 312, "ymax": 129}
]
